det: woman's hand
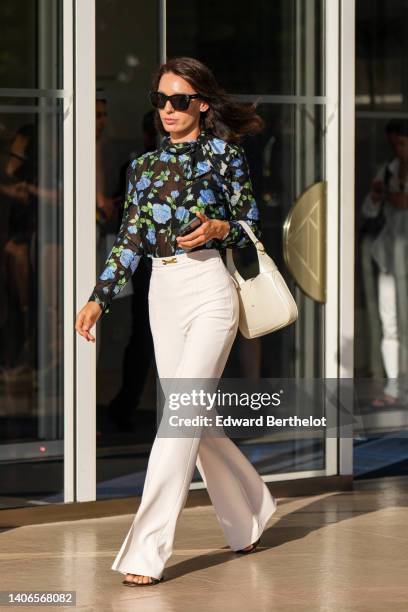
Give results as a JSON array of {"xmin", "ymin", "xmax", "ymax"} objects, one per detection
[
  {"xmin": 75, "ymin": 302, "xmax": 103, "ymax": 343},
  {"xmin": 176, "ymin": 212, "xmax": 229, "ymax": 249}
]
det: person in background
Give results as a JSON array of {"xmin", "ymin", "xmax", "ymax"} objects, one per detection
[
  {"xmin": 0, "ymin": 125, "xmax": 36, "ymax": 376},
  {"xmin": 106, "ymin": 111, "xmax": 157, "ymax": 431},
  {"xmin": 94, "ymin": 96, "xmax": 124, "ymax": 368},
  {"xmin": 361, "ymin": 119, "xmax": 408, "ymax": 406},
  {"xmin": 96, "ymin": 97, "xmax": 121, "ymax": 227}
]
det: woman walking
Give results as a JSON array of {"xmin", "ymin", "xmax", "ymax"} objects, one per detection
[{"xmin": 75, "ymin": 56, "xmax": 277, "ymax": 586}]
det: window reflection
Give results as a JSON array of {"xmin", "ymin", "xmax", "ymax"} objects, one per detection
[
  {"xmin": 167, "ymin": 0, "xmax": 324, "ymax": 97},
  {"xmin": 95, "ymin": 1, "xmax": 160, "ymax": 496},
  {"xmin": 354, "ymin": 0, "xmax": 408, "ymax": 479},
  {"xmin": 0, "ymin": 0, "xmax": 64, "ymax": 507},
  {"xmin": 0, "ymin": 110, "xmax": 64, "ymax": 505}
]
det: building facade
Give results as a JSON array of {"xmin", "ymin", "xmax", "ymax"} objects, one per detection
[{"xmin": 1, "ymin": 0, "xmax": 406, "ymax": 510}]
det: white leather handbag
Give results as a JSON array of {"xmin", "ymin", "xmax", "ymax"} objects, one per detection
[{"xmin": 225, "ymin": 220, "xmax": 298, "ymax": 339}]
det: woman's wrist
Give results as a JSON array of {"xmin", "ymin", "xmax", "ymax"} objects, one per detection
[{"xmin": 217, "ymin": 220, "xmax": 230, "ymax": 240}]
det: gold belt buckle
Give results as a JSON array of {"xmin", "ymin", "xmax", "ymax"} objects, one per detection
[{"xmin": 162, "ymin": 256, "xmax": 177, "ymax": 265}]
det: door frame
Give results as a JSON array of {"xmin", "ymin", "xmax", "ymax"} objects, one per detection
[
  {"xmin": 66, "ymin": 0, "xmax": 97, "ymax": 502},
  {"xmin": 338, "ymin": 0, "xmax": 355, "ymax": 475},
  {"xmin": 68, "ymin": 0, "xmax": 355, "ymax": 502}
]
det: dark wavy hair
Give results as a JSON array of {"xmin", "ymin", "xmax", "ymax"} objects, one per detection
[{"xmin": 150, "ymin": 56, "xmax": 264, "ymax": 144}]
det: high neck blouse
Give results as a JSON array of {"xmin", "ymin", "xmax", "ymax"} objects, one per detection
[{"xmin": 89, "ymin": 128, "xmax": 262, "ymax": 316}]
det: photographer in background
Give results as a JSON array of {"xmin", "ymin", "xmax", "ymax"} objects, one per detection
[{"xmin": 361, "ymin": 119, "xmax": 408, "ymax": 406}]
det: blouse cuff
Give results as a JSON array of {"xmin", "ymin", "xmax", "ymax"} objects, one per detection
[
  {"xmin": 218, "ymin": 220, "xmax": 249, "ymax": 248},
  {"xmin": 88, "ymin": 292, "xmax": 111, "ymax": 316},
  {"xmin": 220, "ymin": 222, "xmax": 230, "ymax": 241}
]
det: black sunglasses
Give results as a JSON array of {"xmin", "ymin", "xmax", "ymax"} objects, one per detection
[{"xmin": 148, "ymin": 90, "xmax": 204, "ymax": 111}]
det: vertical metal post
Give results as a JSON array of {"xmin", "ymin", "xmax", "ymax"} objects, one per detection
[
  {"xmin": 338, "ymin": 0, "xmax": 355, "ymax": 476},
  {"xmin": 63, "ymin": 0, "xmax": 75, "ymax": 503},
  {"xmin": 324, "ymin": 0, "xmax": 340, "ymax": 475},
  {"xmin": 74, "ymin": 0, "xmax": 96, "ymax": 501},
  {"xmin": 159, "ymin": 0, "xmax": 166, "ymax": 63}
]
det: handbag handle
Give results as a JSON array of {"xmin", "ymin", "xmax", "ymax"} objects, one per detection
[{"xmin": 225, "ymin": 220, "xmax": 278, "ymax": 286}]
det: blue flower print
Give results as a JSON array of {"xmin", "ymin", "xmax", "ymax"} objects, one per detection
[
  {"xmin": 199, "ymin": 189, "xmax": 216, "ymax": 205},
  {"xmin": 175, "ymin": 206, "xmax": 188, "ymax": 221},
  {"xmin": 152, "ymin": 203, "xmax": 172, "ymax": 224},
  {"xmin": 88, "ymin": 130, "xmax": 262, "ymax": 317},
  {"xmin": 209, "ymin": 138, "xmax": 226, "ymax": 155},
  {"xmin": 99, "ymin": 265, "xmax": 116, "ymax": 281},
  {"xmin": 130, "ymin": 254, "xmax": 141, "ymax": 273},
  {"xmin": 119, "ymin": 248, "xmax": 135, "ymax": 268},
  {"xmin": 247, "ymin": 201, "xmax": 259, "ymax": 220},
  {"xmin": 197, "ymin": 160, "xmax": 211, "ymax": 174},
  {"xmin": 147, "ymin": 228, "xmax": 156, "ymax": 244},
  {"xmin": 136, "ymin": 175, "xmax": 151, "ymax": 190}
]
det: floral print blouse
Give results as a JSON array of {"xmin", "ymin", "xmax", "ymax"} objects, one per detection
[{"xmin": 88, "ymin": 128, "xmax": 262, "ymax": 316}]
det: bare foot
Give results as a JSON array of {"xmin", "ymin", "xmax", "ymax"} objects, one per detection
[{"xmin": 125, "ymin": 573, "xmax": 156, "ymax": 584}]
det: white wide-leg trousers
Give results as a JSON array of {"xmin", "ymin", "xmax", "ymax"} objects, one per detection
[
  {"xmin": 111, "ymin": 248, "xmax": 277, "ymax": 579},
  {"xmin": 378, "ymin": 271, "xmax": 399, "ymax": 398}
]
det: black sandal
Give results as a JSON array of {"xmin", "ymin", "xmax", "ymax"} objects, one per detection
[
  {"xmin": 235, "ymin": 537, "xmax": 261, "ymax": 554},
  {"xmin": 122, "ymin": 576, "xmax": 164, "ymax": 587}
]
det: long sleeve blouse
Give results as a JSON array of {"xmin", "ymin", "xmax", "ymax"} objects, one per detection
[{"xmin": 88, "ymin": 128, "xmax": 262, "ymax": 316}]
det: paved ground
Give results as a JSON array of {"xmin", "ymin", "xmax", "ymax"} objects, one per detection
[{"xmin": 1, "ymin": 475, "xmax": 407, "ymax": 611}]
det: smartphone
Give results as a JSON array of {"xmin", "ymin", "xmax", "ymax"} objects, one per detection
[{"xmin": 176, "ymin": 216, "xmax": 203, "ymax": 237}]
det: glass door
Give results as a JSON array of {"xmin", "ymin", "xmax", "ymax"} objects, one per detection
[
  {"xmin": 354, "ymin": 0, "xmax": 408, "ymax": 479},
  {"xmin": 165, "ymin": 0, "xmax": 341, "ymax": 483},
  {"xmin": 76, "ymin": 0, "xmax": 348, "ymax": 503},
  {"xmin": 93, "ymin": 0, "xmax": 162, "ymax": 499},
  {"xmin": 0, "ymin": 0, "xmax": 67, "ymax": 508}
]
